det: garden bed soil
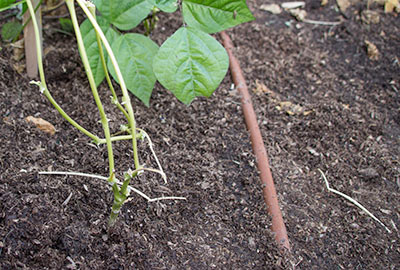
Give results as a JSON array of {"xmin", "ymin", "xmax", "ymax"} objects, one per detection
[{"xmin": 1, "ymin": 0, "xmax": 399, "ymax": 269}]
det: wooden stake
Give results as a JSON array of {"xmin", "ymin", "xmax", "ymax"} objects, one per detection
[{"xmin": 23, "ymin": 0, "xmax": 42, "ymax": 78}]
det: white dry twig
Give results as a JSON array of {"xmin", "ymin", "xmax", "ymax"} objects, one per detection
[
  {"xmin": 66, "ymin": 256, "xmax": 77, "ymax": 270},
  {"xmin": 62, "ymin": 192, "xmax": 73, "ymax": 206},
  {"xmin": 39, "ymin": 171, "xmax": 186, "ymax": 203},
  {"xmin": 288, "ymin": 8, "xmax": 342, "ymax": 26},
  {"xmin": 281, "ymin": 1, "xmax": 306, "ymax": 9},
  {"xmin": 137, "ymin": 128, "xmax": 167, "ymax": 184},
  {"xmin": 302, "ymin": 19, "xmax": 342, "ymax": 26},
  {"xmin": 318, "ymin": 169, "xmax": 391, "ymax": 233}
]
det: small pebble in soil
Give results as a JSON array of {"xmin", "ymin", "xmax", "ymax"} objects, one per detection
[
  {"xmin": 359, "ymin": 168, "xmax": 379, "ymax": 180},
  {"xmin": 102, "ymin": 234, "xmax": 108, "ymax": 241},
  {"xmin": 248, "ymin": 237, "xmax": 256, "ymax": 250}
]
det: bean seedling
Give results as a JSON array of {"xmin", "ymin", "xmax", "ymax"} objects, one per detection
[{"xmin": 25, "ymin": 0, "xmax": 254, "ymax": 226}]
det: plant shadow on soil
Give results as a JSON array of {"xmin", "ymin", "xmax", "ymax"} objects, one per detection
[{"xmin": 1, "ymin": 0, "xmax": 399, "ymax": 269}]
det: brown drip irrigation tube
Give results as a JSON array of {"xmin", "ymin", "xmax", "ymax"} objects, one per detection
[{"xmin": 220, "ymin": 31, "xmax": 291, "ymax": 252}]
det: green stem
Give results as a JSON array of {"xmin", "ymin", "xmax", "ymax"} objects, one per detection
[
  {"xmin": 76, "ymin": 0, "xmax": 143, "ymax": 226},
  {"xmin": 26, "ymin": 0, "xmax": 101, "ymax": 143},
  {"xmin": 0, "ymin": 0, "xmax": 27, "ymax": 13},
  {"xmin": 98, "ymin": 135, "xmax": 135, "ymax": 144},
  {"xmin": 109, "ymin": 182, "xmax": 126, "ymax": 226},
  {"xmin": 143, "ymin": 19, "xmax": 150, "ymax": 36},
  {"xmin": 86, "ymin": 6, "xmax": 130, "ymax": 121},
  {"xmin": 76, "ymin": 0, "xmax": 140, "ymax": 171},
  {"xmin": 65, "ymin": 0, "xmax": 115, "ymax": 180},
  {"xmin": 108, "ymin": 168, "xmax": 139, "ymax": 226}
]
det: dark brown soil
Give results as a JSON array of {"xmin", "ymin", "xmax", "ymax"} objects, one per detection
[{"xmin": 1, "ymin": 1, "xmax": 399, "ymax": 269}]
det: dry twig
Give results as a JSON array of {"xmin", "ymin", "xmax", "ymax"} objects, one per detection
[
  {"xmin": 318, "ymin": 169, "xmax": 391, "ymax": 233},
  {"xmin": 39, "ymin": 171, "xmax": 186, "ymax": 203}
]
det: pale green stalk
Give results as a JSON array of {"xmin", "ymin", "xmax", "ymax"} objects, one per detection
[
  {"xmin": 98, "ymin": 135, "xmax": 133, "ymax": 144},
  {"xmin": 65, "ymin": 0, "xmax": 115, "ymax": 180},
  {"xmin": 75, "ymin": 0, "xmax": 142, "ymax": 225},
  {"xmin": 26, "ymin": 0, "xmax": 101, "ymax": 143},
  {"xmin": 0, "ymin": 0, "xmax": 26, "ymax": 12},
  {"xmin": 86, "ymin": 5, "xmax": 130, "ymax": 122},
  {"xmin": 27, "ymin": 0, "xmax": 143, "ymax": 227},
  {"xmin": 76, "ymin": 0, "xmax": 140, "ymax": 171}
]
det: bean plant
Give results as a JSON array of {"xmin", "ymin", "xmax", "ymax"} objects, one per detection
[{"xmin": 24, "ymin": 0, "xmax": 254, "ymax": 226}]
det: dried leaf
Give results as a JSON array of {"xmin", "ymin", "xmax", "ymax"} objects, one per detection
[
  {"xmin": 288, "ymin": 8, "xmax": 307, "ymax": 21},
  {"xmin": 276, "ymin": 101, "xmax": 313, "ymax": 115},
  {"xmin": 337, "ymin": 0, "xmax": 351, "ymax": 12},
  {"xmin": 12, "ymin": 39, "xmax": 24, "ymax": 61},
  {"xmin": 361, "ymin": 10, "xmax": 380, "ymax": 24},
  {"xmin": 43, "ymin": 45, "xmax": 55, "ymax": 57},
  {"xmin": 260, "ymin": 4, "xmax": 282, "ymax": 14},
  {"xmin": 365, "ymin": 40, "xmax": 380, "ymax": 60},
  {"xmin": 253, "ymin": 80, "xmax": 276, "ymax": 96},
  {"xmin": 303, "ymin": 110, "xmax": 314, "ymax": 116},
  {"xmin": 342, "ymin": 104, "xmax": 350, "ymax": 109},
  {"xmin": 2, "ymin": 117, "xmax": 13, "ymax": 125},
  {"xmin": 12, "ymin": 47, "xmax": 24, "ymax": 61},
  {"xmin": 12, "ymin": 63, "xmax": 25, "ymax": 74},
  {"xmin": 384, "ymin": 0, "xmax": 399, "ymax": 13},
  {"xmin": 25, "ymin": 116, "xmax": 56, "ymax": 135},
  {"xmin": 321, "ymin": 0, "xmax": 329, "ymax": 6}
]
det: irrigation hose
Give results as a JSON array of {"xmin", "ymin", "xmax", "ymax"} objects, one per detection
[{"xmin": 220, "ymin": 31, "xmax": 291, "ymax": 252}]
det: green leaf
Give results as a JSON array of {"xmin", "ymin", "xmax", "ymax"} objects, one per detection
[
  {"xmin": 0, "ymin": 0, "xmax": 16, "ymax": 10},
  {"xmin": 13, "ymin": 2, "xmax": 27, "ymax": 21},
  {"xmin": 108, "ymin": 33, "xmax": 159, "ymax": 106},
  {"xmin": 155, "ymin": 0, "xmax": 178, "ymax": 12},
  {"xmin": 93, "ymin": 0, "xmax": 154, "ymax": 30},
  {"xmin": 182, "ymin": 0, "xmax": 255, "ymax": 34},
  {"xmin": 80, "ymin": 16, "xmax": 120, "ymax": 86},
  {"xmin": 153, "ymin": 27, "xmax": 229, "ymax": 104},
  {"xmin": 1, "ymin": 21, "xmax": 23, "ymax": 41},
  {"xmin": 59, "ymin": 18, "xmax": 73, "ymax": 33}
]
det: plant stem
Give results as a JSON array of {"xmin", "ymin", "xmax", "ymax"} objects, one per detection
[
  {"xmin": 76, "ymin": 0, "xmax": 143, "ymax": 225},
  {"xmin": 66, "ymin": 0, "xmax": 115, "ymax": 181},
  {"xmin": 76, "ymin": 0, "xmax": 140, "ymax": 171},
  {"xmin": 98, "ymin": 135, "xmax": 133, "ymax": 144},
  {"xmin": 108, "ymin": 181, "xmax": 128, "ymax": 226},
  {"xmin": 26, "ymin": 0, "xmax": 101, "ymax": 143},
  {"xmin": 39, "ymin": 171, "xmax": 184, "ymax": 202},
  {"xmin": 86, "ymin": 5, "xmax": 130, "ymax": 122},
  {"xmin": 0, "ymin": 0, "xmax": 27, "ymax": 13}
]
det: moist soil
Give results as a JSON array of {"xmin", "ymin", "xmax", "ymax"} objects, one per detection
[{"xmin": 1, "ymin": 0, "xmax": 399, "ymax": 269}]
